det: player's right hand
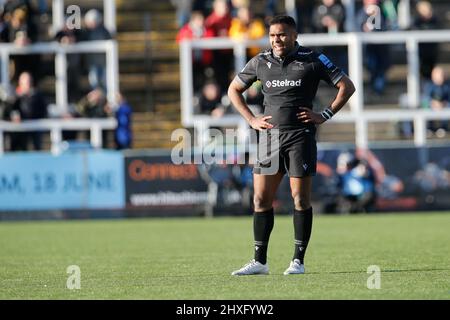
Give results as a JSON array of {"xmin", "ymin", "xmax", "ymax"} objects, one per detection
[{"xmin": 249, "ymin": 116, "xmax": 274, "ymax": 131}]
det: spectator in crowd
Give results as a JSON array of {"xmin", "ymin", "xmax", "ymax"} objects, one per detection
[
  {"xmin": 205, "ymin": 0, "xmax": 233, "ymax": 93},
  {"xmin": 336, "ymin": 151, "xmax": 377, "ymax": 213},
  {"xmin": 55, "ymin": 17, "xmax": 83, "ymax": 102},
  {"xmin": 3, "ymin": 6, "xmax": 40, "ymax": 82},
  {"xmin": 65, "ymin": 87, "xmax": 112, "ymax": 146},
  {"xmin": 312, "ymin": 0, "xmax": 345, "ymax": 34},
  {"xmin": 229, "ymin": 6, "xmax": 265, "ymax": 58},
  {"xmin": 356, "ymin": 0, "xmax": 391, "ymax": 95},
  {"xmin": 114, "ymin": 93, "xmax": 133, "ymax": 150},
  {"xmin": 2, "ymin": 71, "xmax": 47, "ymax": 151},
  {"xmin": 171, "ymin": 0, "xmax": 192, "ymax": 28},
  {"xmin": 412, "ymin": 1, "xmax": 440, "ymax": 80},
  {"xmin": 422, "ymin": 66, "xmax": 450, "ymax": 138},
  {"xmin": 81, "ymin": 9, "xmax": 112, "ymax": 91},
  {"xmin": 176, "ymin": 11, "xmax": 215, "ymax": 92},
  {"xmin": 75, "ymin": 87, "xmax": 110, "ymax": 119},
  {"xmin": 194, "ymin": 80, "xmax": 228, "ymax": 118},
  {"xmin": 312, "ymin": 0, "xmax": 347, "ymax": 73}
]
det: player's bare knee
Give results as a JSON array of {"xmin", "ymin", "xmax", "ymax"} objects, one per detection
[
  {"xmin": 253, "ymin": 195, "xmax": 272, "ymax": 212},
  {"xmin": 292, "ymin": 194, "xmax": 310, "ymax": 211}
]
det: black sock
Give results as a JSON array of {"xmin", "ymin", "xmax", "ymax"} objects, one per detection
[
  {"xmin": 293, "ymin": 207, "xmax": 313, "ymax": 264},
  {"xmin": 253, "ymin": 208, "xmax": 274, "ymax": 265}
]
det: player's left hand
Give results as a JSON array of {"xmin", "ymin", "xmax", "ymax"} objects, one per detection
[{"xmin": 297, "ymin": 107, "xmax": 325, "ymax": 124}]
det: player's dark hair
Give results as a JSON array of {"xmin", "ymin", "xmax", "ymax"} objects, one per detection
[{"xmin": 269, "ymin": 15, "xmax": 297, "ymax": 30}]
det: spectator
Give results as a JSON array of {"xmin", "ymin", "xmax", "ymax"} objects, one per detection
[
  {"xmin": 312, "ymin": 0, "xmax": 347, "ymax": 73},
  {"xmin": 422, "ymin": 66, "xmax": 450, "ymax": 138},
  {"xmin": 81, "ymin": 9, "xmax": 112, "ymax": 91},
  {"xmin": 55, "ymin": 17, "xmax": 82, "ymax": 102},
  {"xmin": 312, "ymin": 0, "xmax": 345, "ymax": 34},
  {"xmin": 4, "ymin": 7, "xmax": 40, "ymax": 82},
  {"xmin": 69, "ymin": 88, "xmax": 112, "ymax": 146},
  {"xmin": 176, "ymin": 11, "xmax": 214, "ymax": 92},
  {"xmin": 336, "ymin": 151, "xmax": 377, "ymax": 213},
  {"xmin": 205, "ymin": 0, "xmax": 233, "ymax": 93},
  {"xmin": 356, "ymin": 0, "xmax": 391, "ymax": 95},
  {"xmin": 114, "ymin": 93, "xmax": 133, "ymax": 150},
  {"xmin": 229, "ymin": 6, "xmax": 265, "ymax": 58},
  {"xmin": 412, "ymin": 1, "xmax": 440, "ymax": 80},
  {"xmin": 75, "ymin": 87, "xmax": 110, "ymax": 119},
  {"xmin": 2, "ymin": 72, "xmax": 47, "ymax": 151},
  {"xmin": 194, "ymin": 81, "xmax": 228, "ymax": 118},
  {"xmin": 170, "ymin": 0, "xmax": 192, "ymax": 28}
]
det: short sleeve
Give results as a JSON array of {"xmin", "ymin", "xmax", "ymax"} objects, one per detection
[
  {"xmin": 235, "ymin": 56, "xmax": 259, "ymax": 89},
  {"xmin": 316, "ymin": 53, "xmax": 345, "ymax": 86}
]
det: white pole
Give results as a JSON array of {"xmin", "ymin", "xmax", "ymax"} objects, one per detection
[
  {"xmin": 413, "ymin": 115, "xmax": 426, "ymax": 146},
  {"xmin": 180, "ymin": 41, "xmax": 193, "ymax": 127},
  {"xmin": 106, "ymin": 41, "xmax": 119, "ymax": 108},
  {"xmin": 1, "ymin": 50, "xmax": 9, "ymax": 92},
  {"xmin": 348, "ymin": 33, "xmax": 364, "ymax": 114},
  {"xmin": 406, "ymin": 38, "xmax": 420, "ymax": 109},
  {"xmin": 103, "ymin": 0, "xmax": 117, "ymax": 35},
  {"xmin": 52, "ymin": 0, "xmax": 65, "ymax": 36},
  {"xmin": 51, "ymin": 127, "xmax": 62, "ymax": 155},
  {"xmin": 0, "ymin": 130, "xmax": 4, "ymax": 155},
  {"xmin": 91, "ymin": 123, "xmax": 102, "ymax": 148},
  {"xmin": 55, "ymin": 49, "xmax": 68, "ymax": 115}
]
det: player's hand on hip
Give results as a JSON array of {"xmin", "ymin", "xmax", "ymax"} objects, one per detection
[
  {"xmin": 249, "ymin": 115, "xmax": 274, "ymax": 131},
  {"xmin": 297, "ymin": 107, "xmax": 325, "ymax": 124}
]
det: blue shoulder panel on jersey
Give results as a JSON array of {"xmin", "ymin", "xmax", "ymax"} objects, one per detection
[{"xmin": 318, "ymin": 54, "xmax": 334, "ymax": 69}]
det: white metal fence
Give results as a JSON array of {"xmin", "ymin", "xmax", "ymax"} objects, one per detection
[
  {"xmin": 0, "ymin": 0, "xmax": 119, "ymax": 155},
  {"xmin": 179, "ymin": 30, "xmax": 450, "ymax": 148}
]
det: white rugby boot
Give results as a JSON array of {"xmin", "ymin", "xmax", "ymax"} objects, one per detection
[
  {"xmin": 231, "ymin": 259, "xmax": 269, "ymax": 276},
  {"xmin": 283, "ymin": 259, "xmax": 305, "ymax": 275}
]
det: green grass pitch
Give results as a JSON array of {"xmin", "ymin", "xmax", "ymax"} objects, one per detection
[{"xmin": 0, "ymin": 212, "xmax": 449, "ymax": 299}]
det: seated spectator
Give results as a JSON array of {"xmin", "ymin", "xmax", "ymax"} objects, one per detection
[
  {"xmin": 205, "ymin": 0, "xmax": 233, "ymax": 93},
  {"xmin": 194, "ymin": 81, "xmax": 228, "ymax": 118},
  {"xmin": 356, "ymin": 0, "xmax": 391, "ymax": 95},
  {"xmin": 81, "ymin": 9, "xmax": 112, "ymax": 91},
  {"xmin": 170, "ymin": 0, "xmax": 192, "ymax": 28},
  {"xmin": 422, "ymin": 66, "xmax": 450, "ymax": 138},
  {"xmin": 228, "ymin": 6, "xmax": 265, "ymax": 58},
  {"xmin": 2, "ymin": 72, "xmax": 48, "ymax": 151},
  {"xmin": 176, "ymin": 11, "xmax": 214, "ymax": 92},
  {"xmin": 114, "ymin": 93, "xmax": 133, "ymax": 150},
  {"xmin": 412, "ymin": 1, "xmax": 440, "ymax": 80}
]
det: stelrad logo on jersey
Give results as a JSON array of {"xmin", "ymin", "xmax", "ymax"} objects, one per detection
[{"xmin": 265, "ymin": 79, "xmax": 302, "ymax": 88}]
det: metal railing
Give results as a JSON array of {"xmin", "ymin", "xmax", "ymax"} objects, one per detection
[
  {"xmin": 0, "ymin": 40, "xmax": 119, "ymax": 114},
  {"xmin": 179, "ymin": 30, "xmax": 450, "ymax": 148},
  {"xmin": 0, "ymin": 118, "xmax": 117, "ymax": 155}
]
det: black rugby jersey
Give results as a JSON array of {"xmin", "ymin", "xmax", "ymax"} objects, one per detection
[{"xmin": 235, "ymin": 42, "xmax": 344, "ymax": 127}]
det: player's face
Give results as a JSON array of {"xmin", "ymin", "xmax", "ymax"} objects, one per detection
[{"xmin": 269, "ymin": 23, "xmax": 297, "ymax": 58}]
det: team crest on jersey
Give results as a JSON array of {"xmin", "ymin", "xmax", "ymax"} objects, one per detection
[
  {"xmin": 292, "ymin": 61, "xmax": 304, "ymax": 71},
  {"xmin": 266, "ymin": 62, "xmax": 272, "ymax": 69}
]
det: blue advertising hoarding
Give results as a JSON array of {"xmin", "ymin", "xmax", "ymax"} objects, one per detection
[{"xmin": 0, "ymin": 151, "xmax": 125, "ymax": 210}]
